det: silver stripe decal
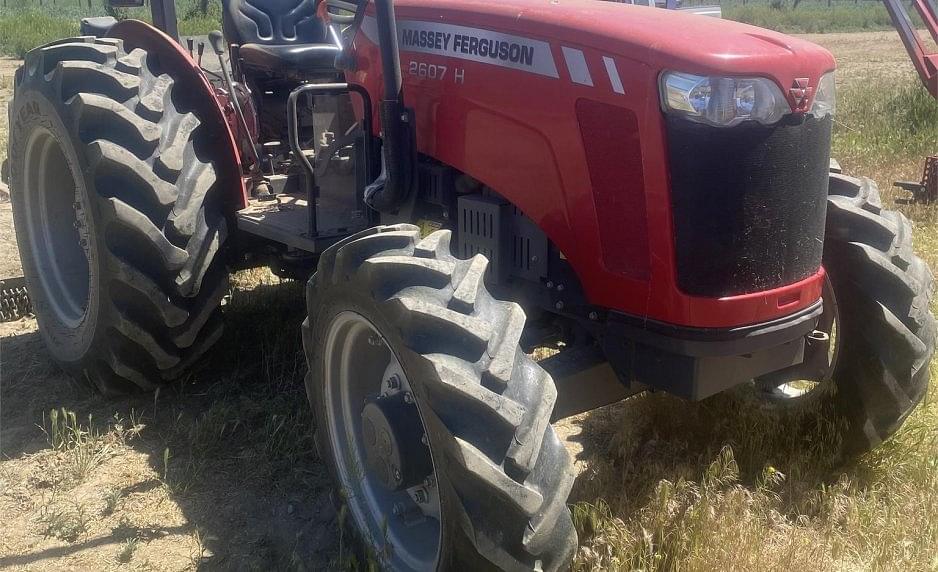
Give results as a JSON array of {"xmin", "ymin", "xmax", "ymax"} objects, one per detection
[
  {"xmin": 562, "ymin": 46, "xmax": 593, "ymax": 86},
  {"xmin": 360, "ymin": 16, "xmax": 559, "ymax": 78},
  {"xmin": 679, "ymin": 6, "xmax": 723, "ymax": 17},
  {"xmin": 603, "ymin": 56, "xmax": 625, "ymax": 94}
]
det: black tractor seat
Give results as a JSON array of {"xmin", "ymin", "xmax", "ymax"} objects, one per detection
[
  {"xmin": 80, "ymin": 16, "xmax": 118, "ymax": 37},
  {"xmin": 223, "ymin": 0, "xmax": 340, "ymax": 79},
  {"xmin": 238, "ymin": 42, "xmax": 340, "ymax": 78}
]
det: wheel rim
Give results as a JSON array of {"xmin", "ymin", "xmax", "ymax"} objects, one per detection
[
  {"xmin": 323, "ymin": 311, "xmax": 441, "ymax": 569},
  {"xmin": 755, "ymin": 277, "xmax": 841, "ymax": 401},
  {"xmin": 23, "ymin": 127, "xmax": 91, "ymax": 329}
]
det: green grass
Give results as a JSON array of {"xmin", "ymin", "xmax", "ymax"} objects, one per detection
[
  {"xmin": 0, "ymin": 0, "xmax": 925, "ymax": 58},
  {"xmin": 723, "ymin": 1, "xmax": 917, "ymax": 34},
  {"xmin": 834, "ymin": 80, "xmax": 938, "ymax": 178},
  {"xmin": 0, "ymin": 0, "xmax": 221, "ymax": 57},
  {"xmin": 0, "ymin": 11, "xmax": 80, "ymax": 59}
]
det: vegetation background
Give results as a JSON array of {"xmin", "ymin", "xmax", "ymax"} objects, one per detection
[
  {"xmin": 0, "ymin": 0, "xmax": 935, "ymax": 570},
  {"xmin": 0, "ymin": 0, "xmax": 931, "ymax": 57}
]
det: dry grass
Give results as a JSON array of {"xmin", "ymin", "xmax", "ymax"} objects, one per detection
[
  {"xmin": 0, "ymin": 270, "xmax": 336, "ymax": 569},
  {"xmin": 567, "ymin": 380, "xmax": 938, "ymax": 570}
]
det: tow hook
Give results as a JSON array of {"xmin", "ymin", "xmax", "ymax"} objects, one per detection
[{"xmin": 804, "ymin": 329, "xmax": 833, "ymax": 380}]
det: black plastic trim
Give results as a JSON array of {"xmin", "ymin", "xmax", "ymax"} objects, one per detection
[
  {"xmin": 607, "ymin": 300, "xmax": 822, "ymax": 357},
  {"xmin": 601, "ymin": 302, "xmax": 822, "ymax": 400}
]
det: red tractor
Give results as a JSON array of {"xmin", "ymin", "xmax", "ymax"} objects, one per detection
[{"xmin": 6, "ymin": 0, "xmax": 935, "ymax": 569}]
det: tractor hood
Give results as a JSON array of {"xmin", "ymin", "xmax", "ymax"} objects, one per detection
[{"xmin": 390, "ymin": 0, "xmax": 836, "ymax": 106}]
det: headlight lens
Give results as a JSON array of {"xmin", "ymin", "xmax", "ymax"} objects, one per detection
[
  {"xmin": 660, "ymin": 71, "xmax": 790, "ymax": 127},
  {"xmin": 810, "ymin": 71, "xmax": 836, "ymax": 118}
]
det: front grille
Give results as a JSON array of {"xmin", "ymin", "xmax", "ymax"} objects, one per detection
[{"xmin": 666, "ymin": 115, "xmax": 832, "ymax": 297}]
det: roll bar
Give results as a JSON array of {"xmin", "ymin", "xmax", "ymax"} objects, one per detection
[{"xmin": 108, "ymin": 0, "xmax": 178, "ymax": 41}]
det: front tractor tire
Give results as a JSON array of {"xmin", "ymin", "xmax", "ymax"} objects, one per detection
[
  {"xmin": 755, "ymin": 173, "xmax": 936, "ymax": 455},
  {"xmin": 8, "ymin": 37, "xmax": 229, "ymax": 393},
  {"xmin": 303, "ymin": 225, "xmax": 577, "ymax": 571}
]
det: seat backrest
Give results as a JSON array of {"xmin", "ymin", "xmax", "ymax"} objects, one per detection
[{"xmin": 222, "ymin": 0, "xmax": 327, "ymax": 46}]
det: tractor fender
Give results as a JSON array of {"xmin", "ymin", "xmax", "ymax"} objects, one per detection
[{"xmin": 108, "ymin": 20, "xmax": 247, "ymax": 210}]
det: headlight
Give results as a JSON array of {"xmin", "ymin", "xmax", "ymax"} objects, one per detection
[
  {"xmin": 660, "ymin": 71, "xmax": 790, "ymax": 127},
  {"xmin": 810, "ymin": 71, "xmax": 836, "ymax": 118}
]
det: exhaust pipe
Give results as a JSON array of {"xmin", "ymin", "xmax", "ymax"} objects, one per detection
[{"xmin": 363, "ymin": 0, "xmax": 418, "ymax": 214}]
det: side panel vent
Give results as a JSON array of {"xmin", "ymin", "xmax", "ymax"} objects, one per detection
[
  {"xmin": 457, "ymin": 194, "xmax": 508, "ymax": 284},
  {"xmin": 420, "ymin": 161, "xmax": 454, "ymax": 207},
  {"xmin": 510, "ymin": 206, "xmax": 548, "ymax": 281}
]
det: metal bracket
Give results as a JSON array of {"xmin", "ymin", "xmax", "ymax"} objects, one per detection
[
  {"xmin": 544, "ymin": 344, "xmax": 640, "ymax": 422},
  {"xmin": 0, "ymin": 277, "xmax": 32, "ymax": 322},
  {"xmin": 895, "ymin": 155, "xmax": 938, "ymax": 203}
]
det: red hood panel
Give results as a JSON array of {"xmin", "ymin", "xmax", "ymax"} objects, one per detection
[
  {"xmin": 391, "ymin": 0, "xmax": 835, "ymax": 104},
  {"xmin": 350, "ymin": 0, "xmax": 834, "ymax": 327}
]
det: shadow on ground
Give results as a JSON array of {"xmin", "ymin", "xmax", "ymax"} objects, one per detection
[
  {"xmin": 1, "ymin": 277, "xmax": 338, "ymax": 570},
  {"xmin": 0, "ymin": 273, "xmax": 870, "ymax": 571}
]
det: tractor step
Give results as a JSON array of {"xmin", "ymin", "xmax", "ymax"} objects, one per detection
[
  {"xmin": 0, "ymin": 277, "xmax": 32, "ymax": 322},
  {"xmin": 236, "ymin": 193, "xmax": 353, "ymax": 253}
]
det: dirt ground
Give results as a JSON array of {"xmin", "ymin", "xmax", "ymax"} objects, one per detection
[
  {"xmin": 800, "ymin": 30, "xmax": 920, "ymax": 86},
  {"xmin": 0, "ymin": 32, "xmax": 932, "ymax": 570}
]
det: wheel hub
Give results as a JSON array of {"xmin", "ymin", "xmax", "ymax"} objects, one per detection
[
  {"xmin": 361, "ymin": 392, "xmax": 432, "ymax": 491},
  {"xmin": 324, "ymin": 310, "xmax": 442, "ymax": 568}
]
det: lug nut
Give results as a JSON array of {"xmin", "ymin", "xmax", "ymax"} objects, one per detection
[
  {"xmin": 546, "ymin": 281, "xmax": 554, "ymax": 289},
  {"xmin": 403, "ymin": 392, "xmax": 414, "ymax": 405},
  {"xmin": 555, "ymin": 301, "xmax": 565, "ymax": 311},
  {"xmin": 386, "ymin": 375, "xmax": 401, "ymax": 390},
  {"xmin": 557, "ymin": 284, "xmax": 565, "ymax": 292},
  {"xmin": 392, "ymin": 502, "xmax": 405, "ymax": 516},
  {"xmin": 588, "ymin": 311, "xmax": 598, "ymax": 321},
  {"xmin": 414, "ymin": 489, "xmax": 428, "ymax": 504}
]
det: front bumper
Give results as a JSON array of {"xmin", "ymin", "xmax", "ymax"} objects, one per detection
[{"xmin": 602, "ymin": 299, "xmax": 822, "ymax": 400}]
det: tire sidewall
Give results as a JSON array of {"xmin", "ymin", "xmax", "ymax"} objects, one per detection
[
  {"xmin": 9, "ymin": 81, "xmax": 107, "ymax": 367},
  {"xmin": 306, "ymin": 283, "xmax": 477, "ymax": 571}
]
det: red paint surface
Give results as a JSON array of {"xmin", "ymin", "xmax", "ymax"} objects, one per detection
[{"xmin": 349, "ymin": 0, "xmax": 834, "ymax": 328}]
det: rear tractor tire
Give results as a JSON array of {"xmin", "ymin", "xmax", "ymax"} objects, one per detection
[
  {"xmin": 8, "ymin": 37, "xmax": 229, "ymax": 393},
  {"xmin": 753, "ymin": 173, "xmax": 936, "ymax": 455},
  {"xmin": 303, "ymin": 225, "xmax": 577, "ymax": 571}
]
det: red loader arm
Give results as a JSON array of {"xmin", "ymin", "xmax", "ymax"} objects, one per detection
[{"xmin": 884, "ymin": 0, "xmax": 938, "ymax": 97}]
